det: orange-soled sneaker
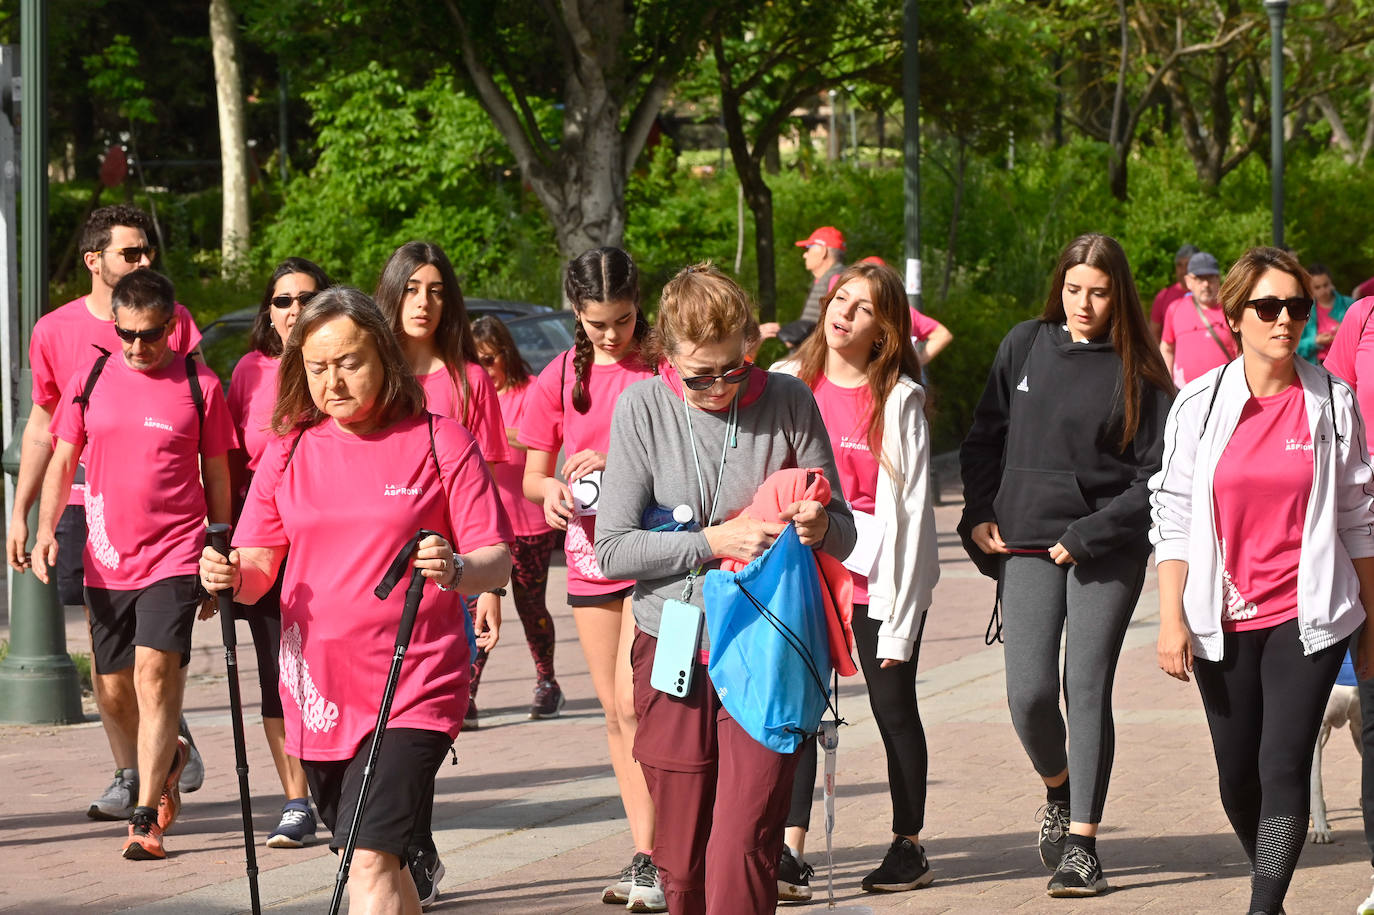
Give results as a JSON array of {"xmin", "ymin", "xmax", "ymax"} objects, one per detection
[
  {"xmin": 123, "ymin": 808, "xmax": 165, "ymax": 860},
  {"xmin": 157, "ymin": 736, "xmax": 191, "ymax": 832}
]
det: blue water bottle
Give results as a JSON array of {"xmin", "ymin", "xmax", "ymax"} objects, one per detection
[{"xmin": 642, "ymin": 503, "xmax": 696, "ymax": 532}]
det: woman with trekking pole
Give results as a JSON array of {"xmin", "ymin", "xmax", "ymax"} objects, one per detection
[
  {"xmin": 958, "ymin": 233, "xmax": 1174, "ymax": 898},
  {"xmin": 594, "ymin": 262, "xmax": 856, "ymax": 914},
  {"xmin": 199, "ymin": 287, "xmax": 512, "ymax": 914},
  {"xmin": 770, "ymin": 259, "xmax": 940, "ymax": 899},
  {"xmin": 1151, "ymin": 246, "xmax": 1374, "ymax": 915},
  {"xmin": 225, "ymin": 257, "xmax": 332, "ymax": 849}
]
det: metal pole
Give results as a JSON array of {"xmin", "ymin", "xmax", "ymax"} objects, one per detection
[
  {"xmin": 0, "ymin": 0, "xmax": 83, "ymax": 725},
  {"xmin": 903, "ymin": 0, "xmax": 922, "ymax": 311},
  {"xmin": 1265, "ymin": 0, "xmax": 1288, "ymax": 248}
]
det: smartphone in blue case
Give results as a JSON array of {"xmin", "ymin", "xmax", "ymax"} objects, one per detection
[{"xmin": 650, "ymin": 598, "xmax": 704, "ymax": 698}]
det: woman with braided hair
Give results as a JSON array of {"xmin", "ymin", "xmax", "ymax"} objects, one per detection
[{"xmin": 520, "ymin": 246, "xmax": 663, "ymax": 910}]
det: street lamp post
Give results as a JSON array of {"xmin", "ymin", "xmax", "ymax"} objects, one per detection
[
  {"xmin": 903, "ymin": 0, "xmax": 921, "ymax": 312},
  {"xmin": 1265, "ymin": 0, "xmax": 1288, "ymax": 248}
]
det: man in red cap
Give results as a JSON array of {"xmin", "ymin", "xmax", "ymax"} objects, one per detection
[{"xmin": 760, "ymin": 226, "xmax": 847, "ymax": 342}]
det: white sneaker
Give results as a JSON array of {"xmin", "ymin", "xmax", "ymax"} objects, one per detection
[
  {"xmin": 1357, "ymin": 875, "xmax": 1374, "ymax": 915},
  {"xmin": 625, "ymin": 852, "xmax": 666, "ymax": 913}
]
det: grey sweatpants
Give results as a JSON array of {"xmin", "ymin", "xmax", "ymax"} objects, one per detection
[{"xmin": 1000, "ymin": 551, "xmax": 1147, "ymax": 825}]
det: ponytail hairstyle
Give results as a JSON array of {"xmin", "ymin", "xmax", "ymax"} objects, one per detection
[
  {"xmin": 375, "ymin": 241, "xmax": 479, "ymax": 425},
  {"xmin": 563, "ymin": 247, "xmax": 651, "ymax": 414},
  {"xmin": 1039, "ymin": 233, "xmax": 1174, "ymax": 451},
  {"xmin": 792, "ymin": 261, "xmax": 922, "ymax": 478}
]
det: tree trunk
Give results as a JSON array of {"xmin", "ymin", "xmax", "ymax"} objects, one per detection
[
  {"xmin": 1106, "ymin": 0, "xmax": 1130, "ymax": 201},
  {"xmin": 940, "ymin": 139, "xmax": 966, "ymax": 304},
  {"xmin": 210, "ymin": 0, "xmax": 250, "ymax": 280}
]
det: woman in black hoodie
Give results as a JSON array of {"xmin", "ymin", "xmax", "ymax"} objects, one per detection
[{"xmin": 958, "ymin": 234, "xmax": 1174, "ymax": 897}]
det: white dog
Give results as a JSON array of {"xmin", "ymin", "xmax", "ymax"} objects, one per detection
[{"xmin": 1310, "ymin": 681, "xmax": 1362, "ymax": 844}]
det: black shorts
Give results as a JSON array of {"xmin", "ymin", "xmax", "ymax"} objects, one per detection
[
  {"xmin": 54, "ymin": 504, "xmax": 87, "ymax": 607},
  {"xmin": 304, "ymin": 728, "xmax": 452, "ymax": 861},
  {"xmin": 568, "ymin": 585, "xmax": 633, "ymax": 608},
  {"xmin": 85, "ymin": 575, "xmax": 201, "ymax": 674}
]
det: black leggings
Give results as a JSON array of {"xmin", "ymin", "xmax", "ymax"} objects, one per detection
[
  {"xmin": 234, "ymin": 561, "xmax": 287, "ymax": 719},
  {"xmin": 1194, "ymin": 620, "xmax": 1347, "ymax": 856},
  {"xmin": 787, "ymin": 606, "xmax": 929, "ymax": 837}
]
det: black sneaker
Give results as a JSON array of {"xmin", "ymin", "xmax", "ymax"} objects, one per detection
[
  {"xmin": 407, "ymin": 843, "xmax": 445, "ymax": 910},
  {"xmin": 777, "ymin": 845, "xmax": 814, "ymax": 902},
  {"xmin": 531, "ymin": 679, "xmax": 565, "ymax": 719},
  {"xmin": 861, "ymin": 837, "xmax": 933, "ymax": 892},
  {"xmin": 1046, "ymin": 844, "xmax": 1108, "ymax": 897},
  {"xmin": 1037, "ymin": 801, "xmax": 1070, "ymax": 870}
]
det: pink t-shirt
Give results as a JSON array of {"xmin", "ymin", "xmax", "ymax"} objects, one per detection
[
  {"xmin": 493, "ymin": 382, "xmax": 550, "ymax": 538},
  {"xmin": 812, "ymin": 376, "xmax": 879, "ymax": 604},
  {"xmin": 51, "ymin": 353, "xmax": 236, "ymax": 590},
  {"xmin": 31, "ymin": 296, "xmax": 203, "ymax": 506},
  {"xmin": 1163, "ymin": 293, "xmax": 1237, "ymax": 386},
  {"xmin": 907, "ymin": 306, "xmax": 939, "ymax": 343},
  {"xmin": 227, "ymin": 350, "xmax": 279, "ymax": 471},
  {"xmin": 234, "ymin": 414, "xmax": 514, "ymax": 761},
  {"xmin": 1212, "ymin": 382, "xmax": 1311, "ymax": 632},
  {"xmin": 1315, "ymin": 305, "xmax": 1341, "ymax": 362},
  {"xmin": 417, "ymin": 362, "xmax": 511, "ymax": 464},
  {"xmin": 1322, "ymin": 297, "xmax": 1374, "ymax": 455},
  {"xmin": 1150, "ymin": 281, "xmax": 1186, "ymax": 328},
  {"xmin": 519, "ymin": 349, "xmax": 656, "ymax": 597}
]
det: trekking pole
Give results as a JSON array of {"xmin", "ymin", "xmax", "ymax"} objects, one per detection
[
  {"xmin": 328, "ymin": 528, "xmax": 435, "ymax": 915},
  {"xmin": 206, "ymin": 523, "xmax": 261, "ymax": 915}
]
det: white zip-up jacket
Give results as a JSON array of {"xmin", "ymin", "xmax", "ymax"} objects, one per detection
[
  {"xmin": 773, "ymin": 364, "xmax": 939, "ymax": 661},
  {"xmin": 1149, "ymin": 356, "xmax": 1374, "ymax": 660}
]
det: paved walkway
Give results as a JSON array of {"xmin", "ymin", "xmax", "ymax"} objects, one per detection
[{"xmin": 2, "ymin": 494, "xmax": 1372, "ymax": 913}]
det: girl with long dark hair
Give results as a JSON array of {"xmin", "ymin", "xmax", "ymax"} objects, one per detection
[{"xmin": 959, "ymin": 233, "xmax": 1174, "ymax": 897}]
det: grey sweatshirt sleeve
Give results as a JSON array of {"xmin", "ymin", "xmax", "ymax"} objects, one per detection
[{"xmin": 595, "ymin": 385, "xmax": 715, "ymax": 582}]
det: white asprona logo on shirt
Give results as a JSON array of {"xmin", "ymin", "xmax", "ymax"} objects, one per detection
[
  {"xmin": 383, "ymin": 483, "xmax": 424, "ymax": 496},
  {"xmin": 86, "ymin": 490, "xmax": 121, "ymax": 570},
  {"xmin": 143, "ymin": 416, "xmax": 173, "ymax": 432},
  {"xmin": 1284, "ymin": 437, "xmax": 1313, "ymax": 453}
]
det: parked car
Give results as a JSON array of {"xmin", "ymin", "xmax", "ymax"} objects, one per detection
[{"xmin": 198, "ymin": 298, "xmax": 573, "ymax": 384}]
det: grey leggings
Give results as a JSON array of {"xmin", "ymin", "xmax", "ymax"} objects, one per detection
[{"xmin": 1000, "ymin": 551, "xmax": 1147, "ymax": 825}]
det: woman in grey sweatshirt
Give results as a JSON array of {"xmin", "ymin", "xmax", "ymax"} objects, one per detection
[{"xmin": 595, "ymin": 263, "xmax": 855, "ymax": 915}]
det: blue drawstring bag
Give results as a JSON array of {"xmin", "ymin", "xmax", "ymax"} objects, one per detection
[{"xmin": 703, "ymin": 524, "xmax": 832, "ymax": 753}]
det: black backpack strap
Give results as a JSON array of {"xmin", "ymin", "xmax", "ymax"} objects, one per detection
[
  {"xmin": 184, "ymin": 353, "xmax": 205, "ymax": 444},
  {"xmin": 74, "ymin": 346, "xmax": 113, "ymax": 418},
  {"xmin": 427, "ymin": 413, "xmax": 445, "ymax": 486},
  {"xmin": 285, "ymin": 429, "xmax": 306, "ymax": 466},
  {"xmin": 1200, "ymin": 362, "xmax": 1228, "ymax": 433}
]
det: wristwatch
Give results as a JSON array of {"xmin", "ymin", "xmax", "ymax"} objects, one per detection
[{"xmin": 437, "ymin": 553, "xmax": 465, "ymax": 591}]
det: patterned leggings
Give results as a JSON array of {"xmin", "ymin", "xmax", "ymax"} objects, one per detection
[{"xmin": 470, "ymin": 531, "xmax": 560, "ymax": 693}]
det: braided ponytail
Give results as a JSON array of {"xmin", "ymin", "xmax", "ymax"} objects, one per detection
[{"xmin": 570, "ymin": 317, "xmax": 594, "ymax": 413}]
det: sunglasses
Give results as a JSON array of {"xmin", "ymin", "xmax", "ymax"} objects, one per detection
[
  {"xmin": 98, "ymin": 245, "xmax": 156, "ymax": 264},
  {"xmin": 679, "ymin": 364, "xmax": 750, "ymax": 391},
  {"xmin": 477, "ymin": 353, "xmax": 499, "ymax": 366},
  {"xmin": 271, "ymin": 290, "xmax": 317, "ymax": 309},
  {"xmin": 114, "ymin": 322, "xmax": 170, "ymax": 344},
  {"xmin": 1245, "ymin": 296, "xmax": 1314, "ymax": 322}
]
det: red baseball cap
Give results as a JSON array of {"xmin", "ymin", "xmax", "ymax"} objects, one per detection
[
  {"xmin": 859, "ymin": 255, "xmax": 886, "ymax": 266},
  {"xmin": 794, "ymin": 226, "xmax": 846, "ymax": 252}
]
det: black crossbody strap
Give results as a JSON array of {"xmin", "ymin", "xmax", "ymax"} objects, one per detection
[{"xmin": 74, "ymin": 346, "xmax": 113, "ymax": 418}]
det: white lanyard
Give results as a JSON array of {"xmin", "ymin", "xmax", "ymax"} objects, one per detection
[{"xmin": 680, "ymin": 393, "xmax": 736, "ymax": 598}]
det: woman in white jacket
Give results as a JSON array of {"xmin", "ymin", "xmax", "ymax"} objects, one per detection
[
  {"xmin": 772, "ymin": 260, "xmax": 939, "ymax": 898},
  {"xmin": 1151, "ymin": 245, "xmax": 1374, "ymax": 915}
]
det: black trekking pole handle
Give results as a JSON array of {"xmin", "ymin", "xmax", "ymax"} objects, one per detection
[{"xmin": 206, "ymin": 523, "xmax": 262, "ymax": 915}]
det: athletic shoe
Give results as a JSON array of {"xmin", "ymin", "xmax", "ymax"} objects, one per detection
[
  {"xmin": 777, "ymin": 845, "xmax": 815, "ymax": 901},
  {"xmin": 408, "ymin": 843, "xmax": 444, "ymax": 910},
  {"xmin": 464, "ymin": 697, "xmax": 479, "ymax": 730},
  {"xmin": 179, "ymin": 739, "xmax": 204, "ymax": 793},
  {"xmin": 1037, "ymin": 801, "xmax": 1071, "ymax": 870},
  {"xmin": 157, "ymin": 736, "xmax": 191, "ymax": 832},
  {"xmin": 266, "ymin": 799, "xmax": 317, "ymax": 848},
  {"xmin": 122, "ymin": 809, "xmax": 165, "ymax": 860},
  {"xmin": 1046, "ymin": 844, "xmax": 1108, "ymax": 897},
  {"xmin": 1358, "ymin": 875, "xmax": 1374, "ymax": 915},
  {"xmin": 861, "ymin": 837, "xmax": 934, "ymax": 892},
  {"xmin": 531, "ymin": 679, "xmax": 566, "ymax": 719},
  {"xmin": 89, "ymin": 768, "xmax": 139, "ymax": 821},
  {"xmin": 626, "ymin": 852, "xmax": 667, "ymax": 912},
  {"xmin": 602, "ymin": 857, "xmax": 635, "ymax": 904}
]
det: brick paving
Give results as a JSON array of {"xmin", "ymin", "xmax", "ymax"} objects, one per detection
[{"xmin": 2, "ymin": 493, "xmax": 1371, "ymax": 913}]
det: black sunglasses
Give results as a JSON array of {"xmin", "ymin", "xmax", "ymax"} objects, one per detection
[
  {"xmin": 679, "ymin": 364, "xmax": 750, "ymax": 391},
  {"xmin": 1245, "ymin": 296, "xmax": 1314, "ymax": 322},
  {"xmin": 477, "ymin": 353, "xmax": 498, "ymax": 366},
  {"xmin": 271, "ymin": 290, "xmax": 318, "ymax": 310},
  {"xmin": 114, "ymin": 322, "xmax": 170, "ymax": 344},
  {"xmin": 98, "ymin": 245, "xmax": 156, "ymax": 264}
]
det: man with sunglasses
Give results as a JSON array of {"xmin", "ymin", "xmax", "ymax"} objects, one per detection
[
  {"xmin": 1160, "ymin": 251, "xmax": 1238, "ymax": 387},
  {"xmin": 6, "ymin": 205, "xmax": 204, "ymax": 821},
  {"xmin": 31, "ymin": 269, "xmax": 235, "ymax": 860}
]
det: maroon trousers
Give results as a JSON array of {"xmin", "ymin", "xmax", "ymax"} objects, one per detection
[{"xmin": 631, "ymin": 628, "xmax": 801, "ymax": 915}]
